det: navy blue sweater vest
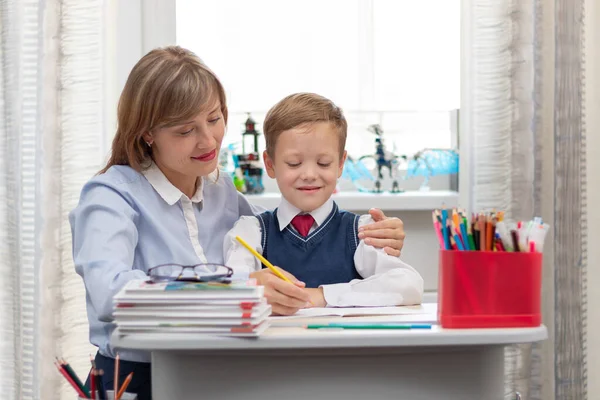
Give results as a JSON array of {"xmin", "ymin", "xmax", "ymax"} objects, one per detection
[{"xmin": 257, "ymin": 202, "xmax": 361, "ymax": 288}]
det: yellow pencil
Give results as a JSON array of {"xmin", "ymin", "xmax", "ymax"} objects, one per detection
[{"xmin": 235, "ymin": 236, "xmax": 292, "ymax": 283}]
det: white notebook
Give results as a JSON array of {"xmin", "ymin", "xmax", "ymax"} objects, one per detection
[
  {"xmin": 114, "ymin": 279, "xmax": 263, "ymax": 301},
  {"xmin": 114, "ymin": 303, "xmax": 271, "ymax": 320},
  {"xmin": 119, "ymin": 321, "xmax": 271, "ymax": 337}
]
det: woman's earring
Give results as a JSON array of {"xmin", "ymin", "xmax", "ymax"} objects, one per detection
[{"xmin": 146, "ymin": 141, "xmax": 152, "ymax": 147}]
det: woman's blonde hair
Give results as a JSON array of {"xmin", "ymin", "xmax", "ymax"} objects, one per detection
[{"xmin": 100, "ymin": 46, "xmax": 228, "ymax": 173}]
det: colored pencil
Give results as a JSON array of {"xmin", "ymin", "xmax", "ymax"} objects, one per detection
[
  {"xmin": 479, "ymin": 214, "xmax": 486, "ymax": 252},
  {"xmin": 60, "ymin": 358, "xmax": 91, "ymax": 398},
  {"xmin": 97, "ymin": 369, "xmax": 107, "ymax": 400},
  {"xmin": 460, "ymin": 218, "xmax": 470, "ymax": 250},
  {"xmin": 117, "ymin": 372, "xmax": 134, "ymax": 400},
  {"xmin": 486, "ymin": 217, "xmax": 493, "ymax": 251},
  {"xmin": 432, "ymin": 212, "xmax": 445, "ymax": 249},
  {"xmin": 432, "ymin": 209, "xmax": 549, "ymax": 253},
  {"xmin": 114, "ymin": 353, "xmax": 120, "ymax": 400},
  {"xmin": 235, "ymin": 235, "xmax": 314, "ymax": 305},
  {"xmin": 235, "ymin": 236, "xmax": 292, "ymax": 283},
  {"xmin": 90, "ymin": 368, "xmax": 96, "ymax": 399},
  {"xmin": 529, "ymin": 241, "xmax": 536, "ymax": 252},
  {"xmin": 511, "ymin": 230, "xmax": 520, "ymax": 252},
  {"xmin": 473, "ymin": 219, "xmax": 480, "ymax": 250},
  {"xmin": 55, "ymin": 361, "xmax": 88, "ymax": 398},
  {"xmin": 451, "ymin": 221, "xmax": 464, "ymax": 250},
  {"xmin": 495, "ymin": 237, "xmax": 505, "ymax": 252}
]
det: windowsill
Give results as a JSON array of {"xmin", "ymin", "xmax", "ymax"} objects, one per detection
[{"xmin": 245, "ymin": 190, "xmax": 459, "ymax": 211}]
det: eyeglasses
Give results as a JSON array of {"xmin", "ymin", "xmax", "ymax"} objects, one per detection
[{"xmin": 147, "ymin": 263, "xmax": 234, "ymax": 283}]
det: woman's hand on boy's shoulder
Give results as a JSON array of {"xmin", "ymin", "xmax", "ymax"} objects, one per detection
[
  {"xmin": 250, "ymin": 268, "xmax": 311, "ymax": 316},
  {"xmin": 357, "ymin": 208, "xmax": 406, "ymax": 257}
]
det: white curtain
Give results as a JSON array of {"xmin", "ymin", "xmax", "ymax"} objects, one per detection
[
  {"xmin": 468, "ymin": 0, "xmax": 539, "ymax": 398},
  {"xmin": 0, "ymin": 0, "xmax": 104, "ymax": 399},
  {"xmin": 469, "ymin": 0, "xmax": 588, "ymax": 399},
  {"xmin": 0, "ymin": 1, "xmax": 44, "ymax": 398}
]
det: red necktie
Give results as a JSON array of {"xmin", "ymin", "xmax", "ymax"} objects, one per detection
[{"xmin": 291, "ymin": 214, "xmax": 315, "ymax": 237}]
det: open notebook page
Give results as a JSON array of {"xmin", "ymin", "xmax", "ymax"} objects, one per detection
[{"xmin": 270, "ymin": 303, "xmax": 436, "ymax": 320}]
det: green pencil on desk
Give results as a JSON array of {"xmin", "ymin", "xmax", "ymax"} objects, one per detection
[{"xmin": 306, "ymin": 323, "xmax": 432, "ymax": 330}]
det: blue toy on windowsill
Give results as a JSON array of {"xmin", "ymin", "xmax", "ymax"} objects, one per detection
[
  {"xmin": 405, "ymin": 148, "xmax": 459, "ymax": 191},
  {"xmin": 341, "ymin": 155, "xmax": 375, "ymax": 193},
  {"xmin": 353, "ymin": 124, "xmax": 407, "ymax": 193}
]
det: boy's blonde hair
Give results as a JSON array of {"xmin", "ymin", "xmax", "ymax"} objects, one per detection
[
  {"xmin": 101, "ymin": 46, "xmax": 228, "ymax": 173},
  {"xmin": 263, "ymin": 93, "xmax": 347, "ymax": 159}
]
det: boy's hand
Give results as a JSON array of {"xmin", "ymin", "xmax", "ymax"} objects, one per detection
[
  {"xmin": 358, "ymin": 208, "xmax": 406, "ymax": 256},
  {"xmin": 304, "ymin": 288, "xmax": 326, "ymax": 308},
  {"xmin": 250, "ymin": 268, "xmax": 311, "ymax": 316}
]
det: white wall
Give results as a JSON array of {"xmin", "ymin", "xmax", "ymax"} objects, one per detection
[{"xmin": 104, "ymin": 0, "xmax": 174, "ymax": 153}]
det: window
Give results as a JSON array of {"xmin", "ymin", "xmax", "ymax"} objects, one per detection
[{"xmin": 176, "ymin": 0, "xmax": 460, "ymax": 159}]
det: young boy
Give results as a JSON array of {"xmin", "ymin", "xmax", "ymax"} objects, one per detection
[{"xmin": 223, "ymin": 93, "xmax": 423, "ymax": 312}]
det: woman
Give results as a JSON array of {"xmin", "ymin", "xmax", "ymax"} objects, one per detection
[{"xmin": 70, "ymin": 46, "xmax": 406, "ymax": 400}]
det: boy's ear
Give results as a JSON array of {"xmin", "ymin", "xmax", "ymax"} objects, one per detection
[
  {"xmin": 263, "ymin": 150, "xmax": 276, "ymax": 179},
  {"xmin": 338, "ymin": 150, "xmax": 347, "ymax": 178}
]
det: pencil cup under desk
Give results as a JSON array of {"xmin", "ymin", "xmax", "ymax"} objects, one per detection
[
  {"xmin": 78, "ymin": 391, "xmax": 137, "ymax": 400},
  {"xmin": 437, "ymin": 249, "xmax": 543, "ymax": 328}
]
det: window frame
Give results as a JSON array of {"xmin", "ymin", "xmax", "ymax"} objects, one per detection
[
  {"xmin": 107, "ymin": 0, "xmax": 474, "ymax": 294},
  {"xmin": 108, "ymin": 0, "xmax": 472, "ymax": 209}
]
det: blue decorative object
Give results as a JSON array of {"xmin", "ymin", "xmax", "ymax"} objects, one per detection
[
  {"xmin": 357, "ymin": 124, "xmax": 407, "ymax": 193},
  {"xmin": 405, "ymin": 148, "xmax": 459, "ymax": 190},
  {"xmin": 341, "ymin": 156, "xmax": 375, "ymax": 193}
]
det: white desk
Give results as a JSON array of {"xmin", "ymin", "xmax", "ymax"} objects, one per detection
[{"xmin": 112, "ymin": 307, "xmax": 547, "ymax": 400}]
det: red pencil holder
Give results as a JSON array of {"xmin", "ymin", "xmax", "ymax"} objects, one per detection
[{"xmin": 438, "ymin": 250, "xmax": 542, "ymax": 328}]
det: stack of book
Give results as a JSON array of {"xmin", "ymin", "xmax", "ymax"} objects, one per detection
[{"xmin": 113, "ymin": 279, "xmax": 270, "ymax": 337}]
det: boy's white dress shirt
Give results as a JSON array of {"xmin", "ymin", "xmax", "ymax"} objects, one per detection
[{"xmin": 224, "ymin": 197, "xmax": 424, "ymax": 307}]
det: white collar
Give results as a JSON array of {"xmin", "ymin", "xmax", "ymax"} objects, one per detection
[
  {"xmin": 142, "ymin": 162, "xmax": 207, "ymax": 205},
  {"xmin": 276, "ymin": 197, "xmax": 334, "ymax": 231}
]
